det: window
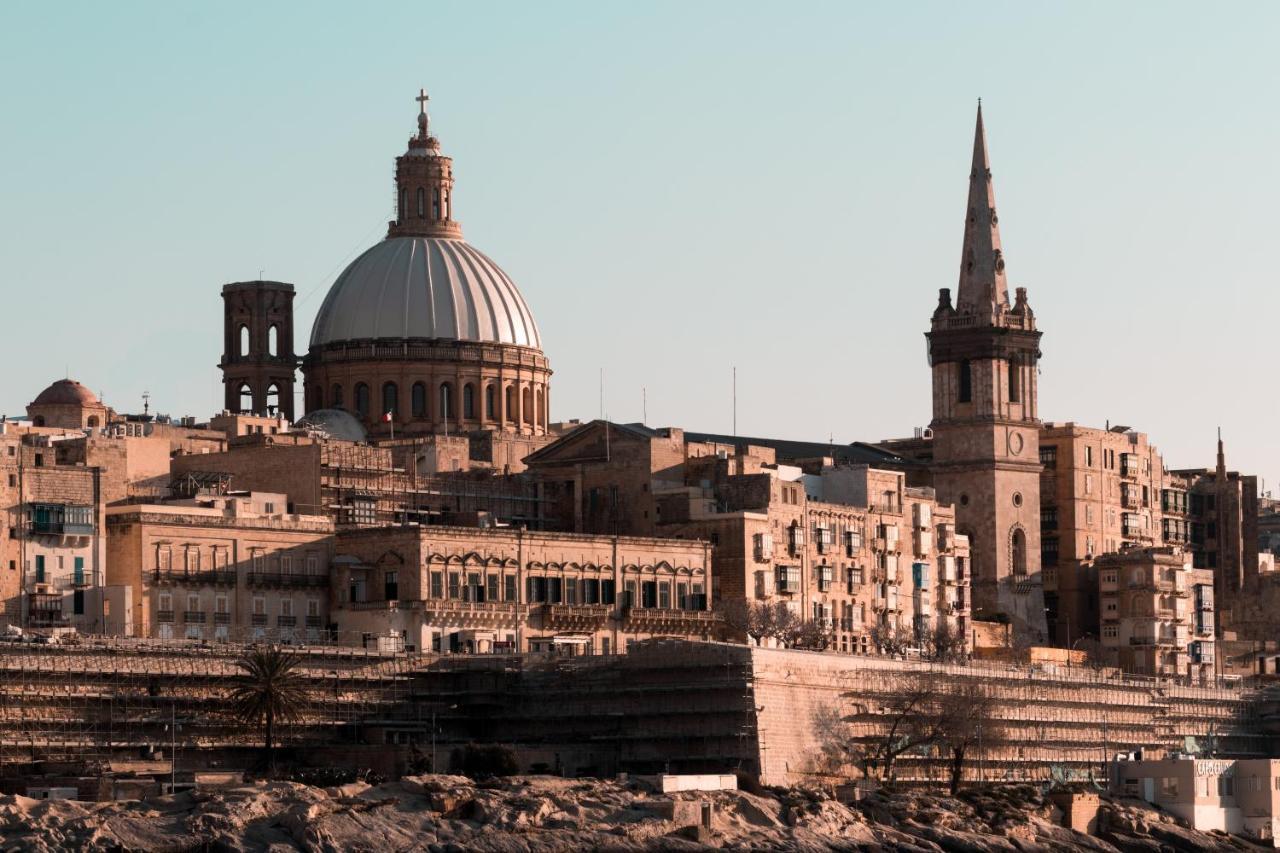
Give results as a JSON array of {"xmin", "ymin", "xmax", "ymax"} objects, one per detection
[
  {"xmin": 601, "ymin": 579, "xmax": 615, "ymax": 605},
  {"xmin": 432, "ymin": 188, "xmax": 440, "ymax": 219},
  {"xmin": 505, "ymin": 574, "xmax": 517, "ymax": 602},
  {"xmin": 448, "ymin": 381, "xmax": 470, "ymax": 421},
  {"xmin": 817, "ymin": 564, "xmax": 833, "ymax": 591},
  {"xmin": 416, "ymin": 187, "xmax": 424, "ymax": 217},
  {"xmin": 382, "ymin": 382, "xmax": 399, "ymax": 418},
  {"xmin": 34, "ymin": 555, "xmax": 45, "ymax": 583},
  {"xmin": 658, "ymin": 581, "xmax": 670, "ymax": 608},
  {"xmin": 448, "ymin": 572, "xmax": 460, "ymax": 600},
  {"xmin": 958, "ymin": 359, "xmax": 972, "ymax": 403},
  {"xmin": 384, "ymin": 570, "xmax": 398, "ymax": 601},
  {"xmin": 439, "ymin": 383, "xmax": 454, "ymax": 420},
  {"xmin": 486, "ymin": 574, "xmax": 499, "ymax": 603},
  {"xmin": 775, "ymin": 565, "xmax": 801, "ymax": 593},
  {"xmin": 641, "ymin": 581, "xmax": 658, "ymax": 608},
  {"xmin": 239, "ymin": 325, "xmax": 250, "ymax": 357},
  {"xmin": 331, "ymin": 384, "xmax": 343, "ymax": 408},
  {"xmin": 399, "ymin": 187, "xmax": 407, "ymax": 219},
  {"xmin": 267, "ymin": 325, "xmax": 279, "ymax": 357},
  {"xmin": 1039, "ymin": 445, "xmax": 1057, "ymax": 467},
  {"xmin": 1011, "ymin": 529, "xmax": 1027, "ymax": 576},
  {"xmin": 1008, "ymin": 358, "xmax": 1020, "ymax": 403},
  {"xmin": 406, "ymin": 382, "xmax": 426, "ymax": 418},
  {"xmin": 430, "ymin": 571, "xmax": 443, "ymax": 599},
  {"xmin": 354, "ymin": 383, "xmax": 370, "ymax": 417},
  {"xmin": 485, "ymin": 385, "xmax": 496, "ymax": 420},
  {"xmin": 72, "ymin": 590, "xmax": 84, "ymax": 615}
]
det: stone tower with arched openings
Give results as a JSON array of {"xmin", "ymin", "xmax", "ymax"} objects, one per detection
[
  {"xmin": 925, "ymin": 105, "xmax": 1047, "ymax": 643},
  {"xmin": 220, "ymin": 280, "xmax": 297, "ymax": 420}
]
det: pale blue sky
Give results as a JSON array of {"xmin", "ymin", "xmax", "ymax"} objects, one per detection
[{"xmin": 2, "ymin": 2, "xmax": 1277, "ymax": 489}]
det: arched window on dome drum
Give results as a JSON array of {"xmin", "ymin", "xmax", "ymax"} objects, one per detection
[
  {"xmin": 238, "ymin": 384, "xmax": 253, "ymax": 414},
  {"xmin": 354, "ymin": 383, "xmax": 370, "ymax": 418},
  {"xmin": 442, "ymin": 190, "xmax": 449, "ymax": 220},
  {"xmin": 331, "ymin": 384, "xmax": 343, "ymax": 409},
  {"xmin": 535, "ymin": 390, "xmax": 543, "ymax": 430},
  {"xmin": 411, "ymin": 382, "xmax": 427, "ymax": 418},
  {"xmin": 504, "ymin": 386, "xmax": 515, "ymax": 424},
  {"xmin": 239, "ymin": 325, "xmax": 250, "ymax": 358},
  {"xmin": 522, "ymin": 388, "xmax": 533, "ymax": 425},
  {"xmin": 1012, "ymin": 528, "xmax": 1027, "ymax": 576},
  {"xmin": 432, "ymin": 188, "xmax": 440, "ymax": 220},
  {"xmin": 266, "ymin": 384, "xmax": 280, "ymax": 416},
  {"xmin": 484, "ymin": 385, "xmax": 495, "ymax": 421},
  {"xmin": 267, "ymin": 325, "xmax": 279, "ymax": 357},
  {"xmin": 382, "ymin": 382, "xmax": 399, "ymax": 418},
  {"xmin": 440, "ymin": 383, "xmax": 454, "ymax": 421},
  {"xmin": 416, "ymin": 188, "xmax": 424, "ymax": 218},
  {"xmin": 462, "ymin": 384, "xmax": 475, "ymax": 420}
]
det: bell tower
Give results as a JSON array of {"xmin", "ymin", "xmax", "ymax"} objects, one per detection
[
  {"xmin": 926, "ymin": 104, "xmax": 1046, "ymax": 642},
  {"xmin": 220, "ymin": 280, "xmax": 297, "ymax": 420}
]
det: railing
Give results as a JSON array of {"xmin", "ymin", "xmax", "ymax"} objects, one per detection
[
  {"xmin": 156, "ymin": 610, "xmax": 175, "ymax": 623},
  {"xmin": 183, "ymin": 610, "xmax": 206, "ymax": 623},
  {"xmin": 28, "ymin": 520, "xmax": 95, "ymax": 536},
  {"xmin": 246, "ymin": 572, "xmax": 329, "ymax": 588},
  {"xmin": 213, "ymin": 612, "xmax": 231, "ymax": 625},
  {"xmin": 305, "ymin": 615, "xmax": 324, "ymax": 628},
  {"xmin": 623, "ymin": 606, "xmax": 721, "ymax": 625},
  {"xmin": 277, "ymin": 615, "xmax": 297, "ymax": 627},
  {"xmin": 153, "ymin": 569, "xmax": 237, "ymax": 586},
  {"xmin": 250, "ymin": 614, "xmax": 268, "ymax": 626}
]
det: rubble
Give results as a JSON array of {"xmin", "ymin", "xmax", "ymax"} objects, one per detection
[{"xmin": 0, "ymin": 776, "xmax": 1267, "ymax": 852}]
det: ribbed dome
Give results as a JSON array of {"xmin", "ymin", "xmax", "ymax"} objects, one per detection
[
  {"xmin": 31, "ymin": 379, "xmax": 101, "ymax": 407},
  {"xmin": 309, "ymin": 237, "xmax": 541, "ymax": 350}
]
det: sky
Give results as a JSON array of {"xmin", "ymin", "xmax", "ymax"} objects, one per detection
[{"xmin": 1, "ymin": 2, "xmax": 1277, "ymax": 490}]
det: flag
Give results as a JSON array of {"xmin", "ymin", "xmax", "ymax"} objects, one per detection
[{"xmin": 382, "ymin": 411, "xmax": 393, "ymax": 423}]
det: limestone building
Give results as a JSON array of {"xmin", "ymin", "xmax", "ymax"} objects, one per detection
[
  {"xmin": 105, "ymin": 491, "xmax": 334, "ymax": 641},
  {"xmin": 1096, "ymin": 546, "xmax": 1215, "ymax": 680},
  {"xmin": 882, "ymin": 105, "xmax": 1046, "ymax": 642},
  {"xmin": 523, "ymin": 421, "xmax": 971, "ymax": 654},
  {"xmin": 330, "ymin": 524, "xmax": 715, "ymax": 654},
  {"xmin": 1039, "ymin": 423, "xmax": 1168, "ymax": 646}
]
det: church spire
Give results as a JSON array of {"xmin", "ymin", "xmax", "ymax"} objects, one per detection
[{"xmin": 956, "ymin": 101, "xmax": 1009, "ymax": 314}]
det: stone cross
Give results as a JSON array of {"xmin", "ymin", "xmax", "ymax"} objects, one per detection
[{"xmin": 416, "ymin": 89, "xmax": 430, "ymax": 115}]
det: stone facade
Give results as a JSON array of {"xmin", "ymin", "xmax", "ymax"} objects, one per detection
[
  {"xmin": 330, "ymin": 524, "xmax": 715, "ymax": 654},
  {"xmin": 104, "ymin": 492, "xmax": 334, "ymax": 641},
  {"xmin": 524, "ymin": 421, "xmax": 971, "ymax": 654},
  {"xmin": 1096, "ymin": 546, "xmax": 1216, "ymax": 680},
  {"xmin": 1039, "ymin": 423, "xmax": 1168, "ymax": 646}
]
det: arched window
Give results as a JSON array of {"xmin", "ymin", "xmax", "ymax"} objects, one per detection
[
  {"xmin": 411, "ymin": 382, "xmax": 427, "ymax": 418},
  {"xmin": 266, "ymin": 384, "xmax": 280, "ymax": 415},
  {"xmin": 86, "ymin": 416, "xmax": 99, "ymax": 429},
  {"xmin": 1012, "ymin": 528, "xmax": 1027, "ymax": 576},
  {"xmin": 239, "ymin": 325, "xmax": 250, "ymax": 357},
  {"xmin": 485, "ymin": 384, "xmax": 495, "ymax": 420},
  {"xmin": 267, "ymin": 325, "xmax": 279, "ymax": 357},
  {"xmin": 308, "ymin": 385, "xmax": 322, "ymax": 411},
  {"xmin": 354, "ymin": 383, "xmax": 370, "ymax": 418},
  {"xmin": 462, "ymin": 384, "xmax": 475, "ymax": 420},
  {"xmin": 331, "ymin": 384, "xmax": 343, "ymax": 408},
  {"xmin": 416, "ymin": 188, "xmax": 425, "ymax": 218},
  {"xmin": 442, "ymin": 190, "xmax": 450, "ymax": 220},
  {"xmin": 382, "ymin": 382, "xmax": 399, "ymax": 418},
  {"xmin": 439, "ymin": 383, "xmax": 454, "ymax": 420},
  {"xmin": 399, "ymin": 188, "xmax": 407, "ymax": 221},
  {"xmin": 32, "ymin": 416, "xmax": 45, "ymax": 427},
  {"xmin": 535, "ymin": 389, "xmax": 543, "ymax": 429},
  {"xmin": 522, "ymin": 387, "xmax": 533, "ymax": 424},
  {"xmin": 432, "ymin": 188, "xmax": 440, "ymax": 219},
  {"xmin": 1008, "ymin": 357, "xmax": 1020, "ymax": 403},
  {"xmin": 958, "ymin": 359, "xmax": 972, "ymax": 404},
  {"xmin": 238, "ymin": 383, "xmax": 253, "ymax": 413},
  {"xmin": 504, "ymin": 386, "xmax": 515, "ymax": 423}
]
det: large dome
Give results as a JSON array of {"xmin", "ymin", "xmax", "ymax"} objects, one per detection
[
  {"xmin": 31, "ymin": 379, "xmax": 101, "ymax": 407},
  {"xmin": 309, "ymin": 236, "xmax": 541, "ymax": 350}
]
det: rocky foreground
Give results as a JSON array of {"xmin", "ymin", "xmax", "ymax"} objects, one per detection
[{"xmin": 0, "ymin": 774, "xmax": 1267, "ymax": 852}]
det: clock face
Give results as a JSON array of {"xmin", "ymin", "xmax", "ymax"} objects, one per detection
[{"xmin": 1008, "ymin": 430, "xmax": 1024, "ymax": 456}]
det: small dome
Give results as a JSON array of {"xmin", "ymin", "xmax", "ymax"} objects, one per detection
[
  {"xmin": 295, "ymin": 408, "xmax": 368, "ymax": 443},
  {"xmin": 309, "ymin": 237, "xmax": 541, "ymax": 350},
  {"xmin": 31, "ymin": 379, "xmax": 101, "ymax": 407}
]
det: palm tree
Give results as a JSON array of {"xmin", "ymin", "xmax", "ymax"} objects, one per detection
[{"xmin": 228, "ymin": 646, "xmax": 308, "ymax": 770}]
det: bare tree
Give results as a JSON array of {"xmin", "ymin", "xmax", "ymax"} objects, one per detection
[
  {"xmin": 870, "ymin": 620, "xmax": 913, "ymax": 657},
  {"xmin": 868, "ymin": 673, "xmax": 948, "ymax": 781},
  {"xmin": 786, "ymin": 619, "xmax": 833, "ymax": 651},
  {"xmin": 935, "ymin": 680, "xmax": 1001, "ymax": 794},
  {"xmin": 921, "ymin": 621, "xmax": 969, "ymax": 664}
]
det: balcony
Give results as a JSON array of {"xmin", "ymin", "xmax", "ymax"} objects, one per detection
[
  {"xmin": 153, "ymin": 569, "xmax": 237, "ymax": 587},
  {"xmin": 247, "ymin": 572, "xmax": 329, "ymax": 589},
  {"xmin": 156, "ymin": 610, "xmax": 175, "ymax": 624},
  {"xmin": 28, "ymin": 593, "xmax": 67, "ymax": 628},
  {"xmin": 537, "ymin": 603, "xmax": 613, "ymax": 630},
  {"xmin": 213, "ymin": 612, "xmax": 231, "ymax": 625},
  {"xmin": 28, "ymin": 503, "xmax": 95, "ymax": 538},
  {"xmin": 251, "ymin": 613, "xmax": 268, "ymax": 626},
  {"xmin": 183, "ymin": 610, "xmax": 206, "ymax": 623},
  {"xmin": 1120, "ymin": 457, "xmax": 1140, "ymax": 480},
  {"xmin": 419, "ymin": 598, "xmax": 527, "ymax": 627},
  {"xmin": 277, "ymin": 615, "xmax": 297, "ymax": 628},
  {"xmin": 305, "ymin": 615, "xmax": 324, "ymax": 628},
  {"xmin": 623, "ymin": 606, "xmax": 721, "ymax": 632}
]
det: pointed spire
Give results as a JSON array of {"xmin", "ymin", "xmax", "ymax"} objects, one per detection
[
  {"xmin": 1217, "ymin": 427, "xmax": 1226, "ymax": 477},
  {"xmin": 956, "ymin": 101, "xmax": 1010, "ymax": 314}
]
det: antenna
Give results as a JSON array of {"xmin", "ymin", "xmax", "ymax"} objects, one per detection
[
  {"xmin": 142, "ymin": 390, "xmax": 151, "ymax": 417},
  {"xmin": 732, "ymin": 366, "xmax": 737, "ymax": 436},
  {"xmin": 642, "ymin": 386, "xmax": 647, "ymax": 425},
  {"xmin": 599, "ymin": 368, "xmax": 604, "ymax": 422}
]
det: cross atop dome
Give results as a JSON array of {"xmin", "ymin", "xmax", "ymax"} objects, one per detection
[{"xmin": 415, "ymin": 88, "xmax": 431, "ymax": 138}]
